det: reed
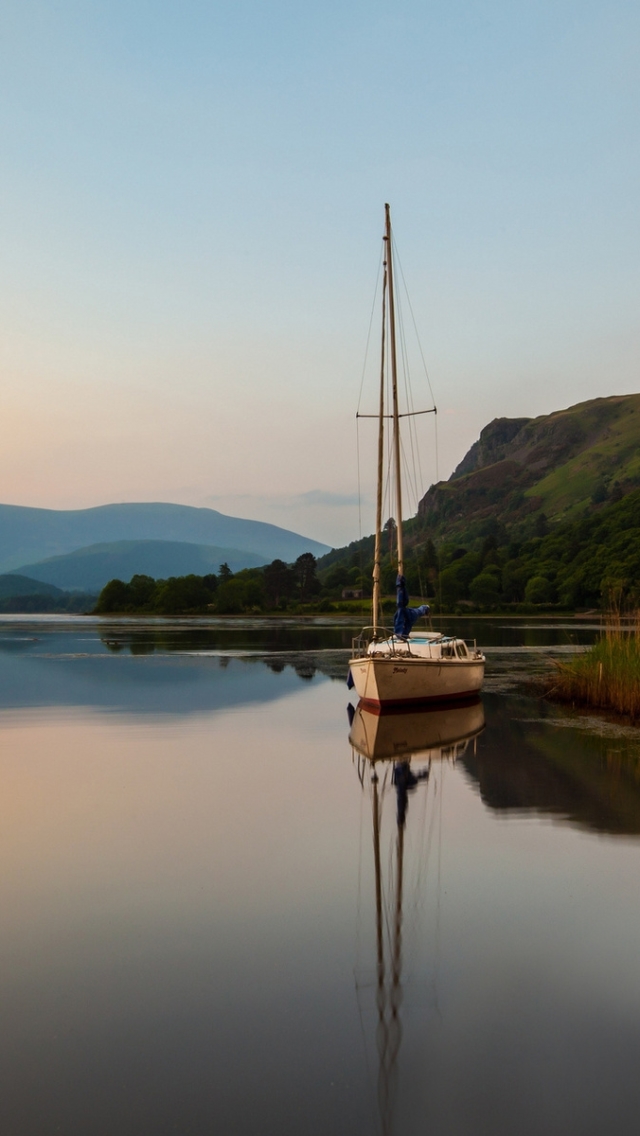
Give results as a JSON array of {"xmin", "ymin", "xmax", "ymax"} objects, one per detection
[{"xmin": 549, "ymin": 612, "xmax": 640, "ymax": 720}]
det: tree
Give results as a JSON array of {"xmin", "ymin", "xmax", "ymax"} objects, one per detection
[
  {"xmin": 216, "ymin": 574, "xmax": 266, "ymax": 613},
  {"xmin": 128, "ymin": 575, "xmax": 157, "ymax": 608},
  {"xmin": 218, "ymin": 563, "xmax": 233, "ymax": 581},
  {"xmin": 438, "ymin": 565, "xmax": 463, "ymax": 606},
  {"xmin": 153, "ymin": 575, "xmax": 211, "ymax": 613},
  {"xmin": 95, "ymin": 578, "xmax": 130, "ymax": 613},
  {"xmin": 525, "ymin": 575, "xmax": 553, "ymax": 604},
  {"xmin": 469, "ymin": 572, "xmax": 501, "ymax": 606},
  {"xmin": 264, "ymin": 559, "xmax": 296, "ymax": 607},
  {"xmin": 502, "ymin": 560, "xmax": 529, "ymax": 603},
  {"xmin": 295, "ymin": 553, "xmax": 320, "ymax": 602}
]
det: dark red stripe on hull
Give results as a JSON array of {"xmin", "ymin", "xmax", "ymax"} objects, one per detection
[{"xmin": 359, "ymin": 690, "xmax": 483, "ymax": 715}]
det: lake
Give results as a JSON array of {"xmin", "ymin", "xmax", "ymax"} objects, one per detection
[{"xmin": 0, "ymin": 616, "xmax": 639, "ymax": 1135}]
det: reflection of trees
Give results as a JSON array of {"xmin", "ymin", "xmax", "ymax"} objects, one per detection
[
  {"xmin": 99, "ymin": 624, "xmax": 355, "ymax": 655},
  {"xmin": 98, "ymin": 627, "xmax": 348, "ymax": 680},
  {"xmin": 460, "ymin": 697, "xmax": 640, "ymax": 835}
]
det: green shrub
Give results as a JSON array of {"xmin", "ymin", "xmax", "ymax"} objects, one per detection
[{"xmin": 525, "ymin": 575, "xmax": 554, "ymax": 604}]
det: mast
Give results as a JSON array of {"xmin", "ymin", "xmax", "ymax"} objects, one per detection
[
  {"xmin": 371, "ymin": 253, "xmax": 387, "ymax": 635},
  {"xmin": 385, "ymin": 204, "xmax": 404, "ymax": 575}
]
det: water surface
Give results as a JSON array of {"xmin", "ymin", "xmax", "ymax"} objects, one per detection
[{"xmin": 0, "ymin": 617, "xmax": 638, "ymax": 1135}]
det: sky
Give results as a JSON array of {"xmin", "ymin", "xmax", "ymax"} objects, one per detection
[{"xmin": 1, "ymin": 0, "xmax": 639, "ymax": 547}]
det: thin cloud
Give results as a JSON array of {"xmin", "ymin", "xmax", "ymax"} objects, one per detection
[{"xmin": 206, "ymin": 490, "xmax": 365, "ymax": 511}]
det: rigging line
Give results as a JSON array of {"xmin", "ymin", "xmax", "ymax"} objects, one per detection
[
  {"xmin": 399, "ymin": 435, "xmax": 420, "ymax": 520},
  {"xmin": 394, "ymin": 245, "xmax": 426, "ymax": 505},
  {"xmin": 402, "ymin": 399, "xmax": 421, "ymax": 518},
  {"xmin": 352, "ymin": 789, "xmax": 378, "ymax": 1134},
  {"xmin": 395, "ymin": 294, "xmax": 421, "ymax": 510},
  {"xmin": 393, "ymin": 236, "xmax": 438, "ymax": 411},
  {"xmin": 356, "ymin": 245, "xmax": 384, "ymax": 417},
  {"xmin": 432, "ymin": 761, "xmax": 444, "ymax": 1019},
  {"xmin": 412, "ymin": 765, "xmax": 434, "ymax": 901},
  {"xmin": 354, "ymin": 778, "xmax": 365, "ymax": 977},
  {"xmin": 402, "ymin": 771, "xmax": 432, "ymax": 979}
]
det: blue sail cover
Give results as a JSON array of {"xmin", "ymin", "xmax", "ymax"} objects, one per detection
[{"xmin": 393, "ymin": 573, "xmax": 429, "ymax": 638}]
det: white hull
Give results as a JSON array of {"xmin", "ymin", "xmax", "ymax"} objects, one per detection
[{"xmin": 348, "ymin": 653, "xmax": 485, "ymax": 706}]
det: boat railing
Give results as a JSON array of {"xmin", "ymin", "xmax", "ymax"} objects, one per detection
[
  {"xmin": 352, "ymin": 626, "xmax": 424, "ymax": 658},
  {"xmin": 353, "ymin": 630, "xmax": 484, "ymax": 660},
  {"xmin": 352, "ymin": 626, "xmax": 393, "ymax": 655}
]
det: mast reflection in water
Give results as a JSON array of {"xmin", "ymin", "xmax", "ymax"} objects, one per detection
[{"xmin": 348, "ymin": 699, "xmax": 485, "ymax": 1136}]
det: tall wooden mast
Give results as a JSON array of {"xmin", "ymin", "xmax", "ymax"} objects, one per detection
[
  {"xmin": 371, "ymin": 251, "xmax": 387, "ymax": 636},
  {"xmin": 385, "ymin": 204, "xmax": 404, "ymax": 576}
]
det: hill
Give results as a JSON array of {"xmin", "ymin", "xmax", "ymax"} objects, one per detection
[
  {"xmin": 0, "ymin": 502, "xmax": 330, "ymax": 573},
  {"xmin": 0, "ymin": 574, "xmax": 64, "ymax": 599},
  {"xmin": 417, "ymin": 394, "xmax": 640, "ymax": 545},
  {"xmin": 0, "ymin": 573, "xmax": 94, "ymax": 613},
  {"xmin": 14, "ymin": 541, "xmax": 269, "ymax": 593},
  {"xmin": 317, "ymin": 394, "xmax": 640, "ymax": 609}
]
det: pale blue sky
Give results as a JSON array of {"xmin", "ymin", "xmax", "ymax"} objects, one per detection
[{"xmin": 1, "ymin": 1, "xmax": 638, "ymax": 545}]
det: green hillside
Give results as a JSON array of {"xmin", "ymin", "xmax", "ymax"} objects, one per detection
[
  {"xmin": 419, "ymin": 393, "xmax": 640, "ymax": 544},
  {"xmin": 318, "ymin": 394, "xmax": 640, "ymax": 610}
]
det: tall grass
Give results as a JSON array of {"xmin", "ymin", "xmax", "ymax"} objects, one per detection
[{"xmin": 550, "ymin": 613, "xmax": 640, "ymax": 720}]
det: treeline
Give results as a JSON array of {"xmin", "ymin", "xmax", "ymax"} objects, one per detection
[
  {"xmin": 95, "ymin": 553, "xmax": 325, "ymax": 615},
  {"xmin": 95, "ymin": 488, "xmax": 640, "ymax": 616},
  {"xmin": 0, "ymin": 592, "xmax": 95, "ymax": 614},
  {"xmin": 436, "ymin": 488, "xmax": 640, "ymax": 609},
  {"xmin": 319, "ymin": 488, "xmax": 640, "ymax": 611}
]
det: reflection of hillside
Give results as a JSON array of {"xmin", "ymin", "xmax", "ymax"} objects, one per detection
[
  {"xmin": 0, "ymin": 643, "xmax": 336, "ymax": 716},
  {"xmin": 460, "ymin": 694, "xmax": 640, "ymax": 835}
]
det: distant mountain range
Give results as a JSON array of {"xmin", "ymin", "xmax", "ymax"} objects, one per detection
[
  {"xmin": 0, "ymin": 502, "xmax": 331, "ymax": 590},
  {"xmin": 14, "ymin": 540, "xmax": 269, "ymax": 593}
]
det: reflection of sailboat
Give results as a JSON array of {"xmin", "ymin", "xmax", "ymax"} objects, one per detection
[
  {"xmin": 350, "ymin": 700, "xmax": 485, "ymax": 1136},
  {"xmin": 348, "ymin": 205, "xmax": 485, "ymax": 707},
  {"xmin": 349, "ymin": 698, "xmax": 486, "ymax": 766}
]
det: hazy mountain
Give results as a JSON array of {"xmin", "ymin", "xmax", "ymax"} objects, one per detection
[
  {"xmin": 417, "ymin": 393, "xmax": 640, "ymax": 545},
  {"xmin": 14, "ymin": 540, "xmax": 269, "ymax": 593},
  {"xmin": 0, "ymin": 574, "xmax": 64, "ymax": 599},
  {"xmin": 0, "ymin": 574, "xmax": 95, "ymax": 613},
  {"xmin": 0, "ymin": 502, "xmax": 331, "ymax": 574}
]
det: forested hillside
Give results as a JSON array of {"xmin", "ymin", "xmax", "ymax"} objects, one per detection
[{"xmin": 317, "ymin": 395, "xmax": 640, "ymax": 610}]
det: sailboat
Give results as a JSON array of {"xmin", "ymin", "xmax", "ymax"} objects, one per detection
[{"xmin": 348, "ymin": 205, "xmax": 485, "ymax": 708}]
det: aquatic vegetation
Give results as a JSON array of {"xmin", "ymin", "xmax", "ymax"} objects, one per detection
[{"xmin": 549, "ymin": 615, "xmax": 640, "ymax": 719}]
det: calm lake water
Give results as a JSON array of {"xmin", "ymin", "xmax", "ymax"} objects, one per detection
[{"xmin": 0, "ymin": 616, "xmax": 639, "ymax": 1135}]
